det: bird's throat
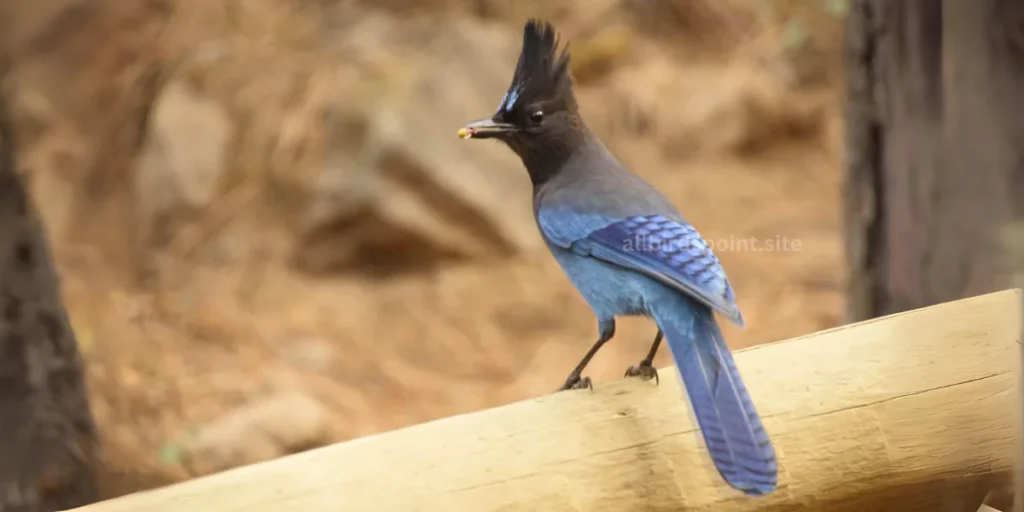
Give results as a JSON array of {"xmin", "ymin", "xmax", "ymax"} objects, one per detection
[{"xmin": 514, "ymin": 124, "xmax": 589, "ymax": 187}]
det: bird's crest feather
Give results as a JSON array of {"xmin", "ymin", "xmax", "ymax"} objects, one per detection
[{"xmin": 498, "ymin": 19, "xmax": 574, "ymax": 114}]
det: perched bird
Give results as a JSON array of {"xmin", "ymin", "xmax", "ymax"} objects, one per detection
[{"xmin": 457, "ymin": 19, "xmax": 777, "ymax": 496}]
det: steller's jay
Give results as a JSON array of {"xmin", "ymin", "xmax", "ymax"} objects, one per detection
[{"xmin": 457, "ymin": 19, "xmax": 777, "ymax": 496}]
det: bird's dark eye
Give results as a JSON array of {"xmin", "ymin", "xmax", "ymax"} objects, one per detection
[{"xmin": 529, "ymin": 110, "xmax": 544, "ymax": 125}]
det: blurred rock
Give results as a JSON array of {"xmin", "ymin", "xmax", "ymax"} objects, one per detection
[
  {"xmin": 181, "ymin": 392, "xmax": 329, "ymax": 476},
  {"xmin": 603, "ymin": 57, "xmax": 823, "ymax": 156},
  {"xmin": 0, "ymin": 0, "xmax": 80, "ymax": 53},
  {"xmin": 763, "ymin": 41, "xmax": 834, "ymax": 89},
  {"xmin": 623, "ymin": 0, "xmax": 759, "ymax": 52},
  {"xmin": 279, "ymin": 336, "xmax": 336, "ymax": 372},
  {"xmin": 12, "ymin": 5, "xmax": 553, "ymax": 277},
  {"xmin": 568, "ymin": 24, "xmax": 636, "ymax": 85},
  {"xmin": 137, "ymin": 78, "xmax": 232, "ymax": 247},
  {"xmin": 294, "ymin": 17, "xmax": 541, "ymax": 274}
]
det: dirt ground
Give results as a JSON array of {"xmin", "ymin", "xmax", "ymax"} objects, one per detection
[{"xmin": 10, "ymin": 0, "xmax": 848, "ymax": 500}]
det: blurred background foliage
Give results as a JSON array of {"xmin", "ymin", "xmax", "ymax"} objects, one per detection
[{"xmin": 1, "ymin": 0, "xmax": 845, "ymax": 499}]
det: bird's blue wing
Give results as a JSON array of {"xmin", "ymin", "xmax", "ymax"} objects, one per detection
[{"xmin": 538, "ymin": 211, "xmax": 744, "ymax": 327}]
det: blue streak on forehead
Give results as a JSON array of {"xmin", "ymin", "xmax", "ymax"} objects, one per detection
[{"xmin": 498, "ymin": 85, "xmax": 522, "ymax": 113}]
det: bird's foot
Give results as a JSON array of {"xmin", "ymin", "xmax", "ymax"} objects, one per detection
[
  {"xmin": 557, "ymin": 374, "xmax": 593, "ymax": 392},
  {"xmin": 624, "ymin": 361, "xmax": 660, "ymax": 385}
]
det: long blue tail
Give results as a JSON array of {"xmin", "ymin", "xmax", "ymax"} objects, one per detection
[{"xmin": 652, "ymin": 299, "xmax": 777, "ymax": 495}]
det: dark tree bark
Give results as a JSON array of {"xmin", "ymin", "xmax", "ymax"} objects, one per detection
[
  {"xmin": 0, "ymin": 61, "xmax": 99, "ymax": 511},
  {"xmin": 844, "ymin": 0, "xmax": 1024, "ymax": 322}
]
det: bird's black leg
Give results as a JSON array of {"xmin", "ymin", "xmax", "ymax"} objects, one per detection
[
  {"xmin": 558, "ymin": 319, "xmax": 615, "ymax": 392},
  {"xmin": 625, "ymin": 329, "xmax": 662, "ymax": 385}
]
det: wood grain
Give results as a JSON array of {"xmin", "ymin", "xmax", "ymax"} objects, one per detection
[{"xmin": 66, "ymin": 290, "xmax": 1023, "ymax": 511}]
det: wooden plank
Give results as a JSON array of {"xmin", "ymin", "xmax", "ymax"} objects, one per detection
[
  {"xmin": 66, "ymin": 290, "xmax": 1022, "ymax": 511},
  {"xmin": 1018, "ymin": 282, "xmax": 1024, "ymax": 512}
]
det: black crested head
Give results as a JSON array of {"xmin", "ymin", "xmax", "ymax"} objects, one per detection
[
  {"xmin": 500, "ymin": 19, "xmax": 576, "ymax": 119},
  {"xmin": 458, "ymin": 19, "xmax": 588, "ymax": 185}
]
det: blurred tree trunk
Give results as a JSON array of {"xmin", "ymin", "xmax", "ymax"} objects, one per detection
[
  {"xmin": 0, "ymin": 63, "xmax": 99, "ymax": 511},
  {"xmin": 844, "ymin": 0, "xmax": 1024, "ymax": 322}
]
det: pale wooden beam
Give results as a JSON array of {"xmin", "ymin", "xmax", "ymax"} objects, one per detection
[{"xmin": 65, "ymin": 290, "xmax": 1022, "ymax": 511}]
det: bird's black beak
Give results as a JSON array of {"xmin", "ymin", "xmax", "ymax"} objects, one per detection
[{"xmin": 458, "ymin": 117, "xmax": 517, "ymax": 140}]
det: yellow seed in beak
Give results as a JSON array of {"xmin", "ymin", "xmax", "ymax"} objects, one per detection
[{"xmin": 457, "ymin": 127, "xmax": 472, "ymax": 139}]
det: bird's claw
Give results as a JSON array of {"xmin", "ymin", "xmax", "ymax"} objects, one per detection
[
  {"xmin": 624, "ymin": 362, "xmax": 660, "ymax": 385},
  {"xmin": 558, "ymin": 375, "xmax": 593, "ymax": 392}
]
